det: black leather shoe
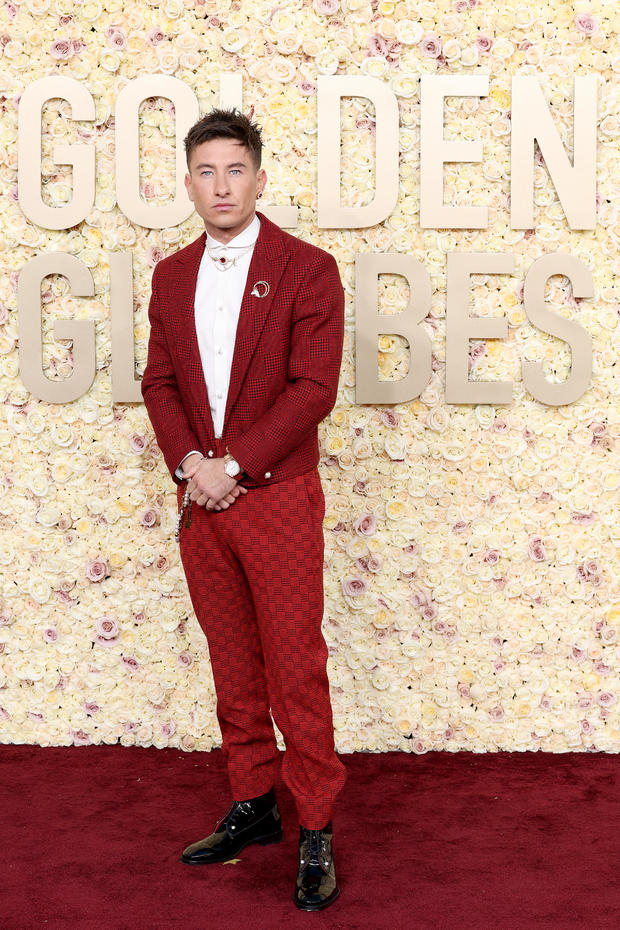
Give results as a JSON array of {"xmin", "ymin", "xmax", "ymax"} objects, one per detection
[
  {"xmin": 293, "ymin": 821, "xmax": 340, "ymax": 911},
  {"xmin": 180, "ymin": 787, "xmax": 282, "ymax": 864}
]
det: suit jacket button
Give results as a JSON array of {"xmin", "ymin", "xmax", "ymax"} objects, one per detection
[
  {"xmin": 207, "ymin": 450, "xmax": 213, "ymax": 457},
  {"xmin": 264, "ymin": 471, "xmax": 271, "ymax": 478}
]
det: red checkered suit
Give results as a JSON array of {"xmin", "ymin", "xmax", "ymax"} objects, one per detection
[{"xmin": 141, "ymin": 211, "xmax": 347, "ymax": 827}]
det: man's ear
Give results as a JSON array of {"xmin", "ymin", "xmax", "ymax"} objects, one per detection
[{"xmin": 184, "ymin": 172, "xmax": 193, "ymax": 201}]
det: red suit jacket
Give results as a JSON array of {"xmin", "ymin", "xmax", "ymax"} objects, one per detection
[{"xmin": 141, "ymin": 211, "xmax": 345, "ymax": 488}]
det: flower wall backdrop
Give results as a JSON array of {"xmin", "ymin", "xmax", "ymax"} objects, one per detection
[{"xmin": 0, "ymin": 0, "xmax": 618, "ymax": 753}]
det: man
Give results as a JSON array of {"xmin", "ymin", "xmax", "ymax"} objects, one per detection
[{"xmin": 141, "ymin": 107, "xmax": 346, "ymax": 911}]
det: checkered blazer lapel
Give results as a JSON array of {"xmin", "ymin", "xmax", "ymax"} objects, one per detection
[
  {"xmin": 172, "ymin": 231, "xmax": 214, "ymax": 435},
  {"xmin": 224, "ymin": 212, "xmax": 289, "ymax": 425}
]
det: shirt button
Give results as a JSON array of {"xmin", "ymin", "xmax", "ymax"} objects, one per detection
[
  {"xmin": 217, "ymin": 347, "xmax": 223, "ymax": 355},
  {"xmin": 207, "ymin": 450, "xmax": 214, "ymax": 457},
  {"xmin": 264, "ymin": 471, "xmax": 271, "ymax": 478},
  {"xmin": 218, "ymin": 306, "xmax": 224, "ymax": 312},
  {"xmin": 216, "ymin": 392, "xmax": 223, "ymax": 399}
]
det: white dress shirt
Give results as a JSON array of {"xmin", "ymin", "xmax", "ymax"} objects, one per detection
[{"xmin": 175, "ymin": 214, "xmax": 261, "ymax": 479}]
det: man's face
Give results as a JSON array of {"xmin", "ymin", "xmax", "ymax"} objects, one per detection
[{"xmin": 184, "ymin": 137, "xmax": 267, "ymax": 243}]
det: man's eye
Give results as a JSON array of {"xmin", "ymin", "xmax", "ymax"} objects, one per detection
[{"xmin": 230, "ymin": 169, "xmax": 241, "ymax": 174}]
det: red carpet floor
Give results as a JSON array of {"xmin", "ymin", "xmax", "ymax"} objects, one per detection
[{"xmin": 2, "ymin": 745, "xmax": 619, "ymax": 930}]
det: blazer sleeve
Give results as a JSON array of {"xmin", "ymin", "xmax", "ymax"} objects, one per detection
[
  {"xmin": 226, "ymin": 249, "xmax": 344, "ymax": 480},
  {"xmin": 141, "ymin": 262, "xmax": 203, "ymax": 485}
]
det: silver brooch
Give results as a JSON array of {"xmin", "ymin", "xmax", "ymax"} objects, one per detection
[{"xmin": 250, "ymin": 281, "xmax": 270, "ymax": 298}]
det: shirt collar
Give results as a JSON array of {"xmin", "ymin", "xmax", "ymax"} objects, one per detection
[{"xmin": 205, "ymin": 213, "xmax": 261, "ymax": 251}]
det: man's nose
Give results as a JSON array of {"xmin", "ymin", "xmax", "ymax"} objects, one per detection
[{"xmin": 214, "ymin": 172, "xmax": 230, "ymax": 195}]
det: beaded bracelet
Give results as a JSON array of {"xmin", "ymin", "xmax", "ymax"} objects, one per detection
[
  {"xmin": 174, "ymin": 485, "xmax": 192, "ymax": 543},
  {"xmin": 174, "ymin": 453, "xmax": 205, "ymax": 542}
]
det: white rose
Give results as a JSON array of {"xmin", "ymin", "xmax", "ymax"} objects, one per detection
[{"xmin": 394, "ymin": 19, "xmax": 423, "ymax": 45}]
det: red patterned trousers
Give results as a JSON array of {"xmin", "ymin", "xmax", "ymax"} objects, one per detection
[{"xmin": 177, "ymin": 467, "xmax": 347, "ymax": 829}]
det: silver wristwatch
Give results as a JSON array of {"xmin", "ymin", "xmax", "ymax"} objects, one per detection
[{"xmin": 223, "ymin": 453, "xmax": 242, "ymax": 478}]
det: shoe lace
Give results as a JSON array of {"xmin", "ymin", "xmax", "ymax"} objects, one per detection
[
  {"xmin": 305, "ymin": 829, "xmax": 329, "ymax": 868},
  {"xmin": 220, "ymin": 799, "xmax": 254, "ymax": 831}
]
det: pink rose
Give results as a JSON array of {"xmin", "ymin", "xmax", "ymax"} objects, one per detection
[
  {"xmin": 71, "ymin": 729, "xmax": 92, "ymax": 745},
  {"xmin": 353, "ymin": 513, "xmax": 377, "ymax": 536},
  {"xmin": 528, "ymin": 537, "xmax": 547, "ymax": 562},
  {"xmin": 121, "ymin": 656, "xmax": 140, "ymax": 671},
  {"xmin": 95, "ymin": 615, "xmax": 119, "ymax": 639},
  {"xmin": 86, "ymin": 558, "xmax": 109, "ymax": 582},
  {"xmin": 342, "ymin": 576, "xmax": 369, "ymax": 597},
  {"xmin": 84, "ymin": 702, "xmax": 100, "ymax": 715},
  {"xmin": 381, "ymin": 409, "xmax": 400, "ymax": 428},
  {"xmin": 596, "ymin": 692, "xmax": 617, "ymax": 707},
  {"xmin": 571, "ymin": 512, "xmax": 597, "ymax": 524},
  {"xmin": 593, "ymin": 661, "xmax": 611, "ymax": 676},
  {"xmin": 162, "ymin": 721, "xmax": 177, "ymax": 737},
  {"xmin": 469, "ymin": 342, "xmax": 486, "ymax": 368},
  {"xmin": 488, "ymin": 705, "xmax": 505, "ymax": 720},
  {"xmin": 589, "ymin": 421, "xmax": 606, "ymax": 441},
  {"xmin": 410, "ymin": 588, "xmax": 431, "ymax": 608},
  {"xmin": 147, "ymin": 27, "xmax": 166, "ymax": 45},
  {"xmin": 367, "ymin": 553, "xmax": 383, "ymax": 572},
  {"xmin": 43, "ymin": 628, "xmax": 58, "ymax": 643},
  {"xmin": 298, "ymin": 80, "xmax": 317, "ymax": 95},
  {"xmin": 140, "ymin": 509, "xmax": 158, "ymax": 527},
  {"xmin": 419, "ymin": 34, "xmax": 442, "ymax": 58},
  {"xmin": 484, "ymin": 549, "xmax": 500, "ymax": 564},
  {"xmin": 106, "ymin": 28, "xmax": 127, "ymax": 50},
  {"xmin": 178, "ymin": 651, "xmax": 194, "ymax": 669},
  {"xmin": 129, "ymin": 434, "xmax": 147, "ymax": 454},
  {"xmin": 314, "ymin": 0, "xmax": 340, "ymax": 13},
  {"xmin": 423, "ymin": 604, "xmax": 438, "ymax": 622},
  {"xmin": 50, "ymin": 38, "xmax": 73, "ymax": 59},
  {"xmin": 452, "ymin": 521, "xmax": 469, "ymax": 534},
  {"xmin": 0, "ymin": 608, "xmax": 13, "ymax": 626},
  {"xmin": 367, "ymin": 34, "xmax": 389, "ymax": 57},
  {"xmin": 575, "ymin": 13, "xmax": 599, "ymax": 36},
  {"xmin": 148, "ymin": 246, "xmax": 165, "ymax": 266}
]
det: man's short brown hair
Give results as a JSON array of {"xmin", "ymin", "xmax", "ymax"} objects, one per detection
[{"xmin": 184, "ymin": 107, "xmax": 263, "ymax": 172}]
